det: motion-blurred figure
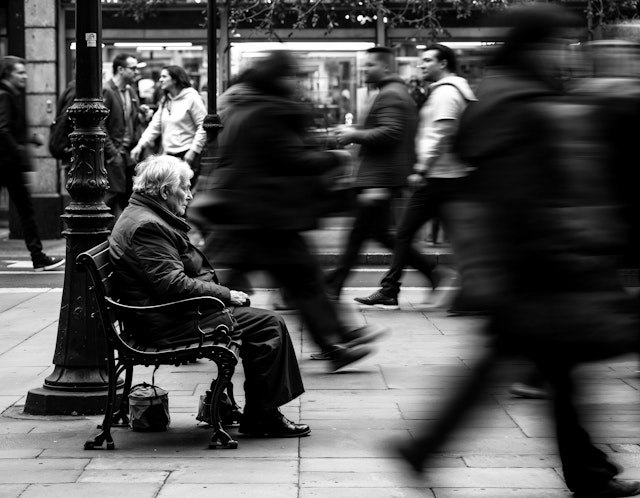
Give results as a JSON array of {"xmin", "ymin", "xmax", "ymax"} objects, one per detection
[
  {"xmin": 407, "ymin": 76, "xmax": 427, "ymax": 109},
  {"xmin": 0, "ymin": 56, "xmax": 64, "ymax": 271},
  {"xmin": 191, "ymin": 50, "xmax": 386, "ymax": 372},
  {"xmin": 325, "ymin": 47, "xmax": 419, "ymax": 300},
  {"xmin": 355, "ymin": 44, "xmax": 475, "ymax": 309},
  {"xmin": 397, "ymin": 6, "xmax": 640, "ymax": 497}
]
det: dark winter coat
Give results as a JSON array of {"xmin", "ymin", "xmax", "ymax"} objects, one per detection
[
  {"xmin": 0, "ymin": 80, "xmax": 30, "ymax": 175},
  {"xmin": 109, "ymin": 192, "xmax": 232, "ymax": 345},
  {"xmin": 453, "ymin": 69, "xmax": 638, "ymax": 362},
  {"xmin": 208, "ymin": 88, "xmax": 342, "ymax": 231},
  {"xmin": 354, "ymin": 75, "xmax": 419, "ymax": 189}
]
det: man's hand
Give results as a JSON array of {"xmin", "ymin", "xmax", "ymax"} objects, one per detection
[
  {"xmin": 31, "ymin": 133, "xmax": 45, "ymax": 147},
  {"xmin": 335, "ymin": 126, "xmax": 360, "ymax": 147},
  {"xmin": 229, "ymin": 290, "xmax": 250, "ymax": 306},
  {"xmin": 130, "ymin": 145, "xmax": 143, "ymax": 163},
  {"xmin": 408, "ymin": 173, "xmax": 427, "ymax": 189},
  {"xmin": 183, "ymin": 150, "xmax": 196, "ymax": 165}
]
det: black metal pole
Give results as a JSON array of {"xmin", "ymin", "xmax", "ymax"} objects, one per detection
[
  {"xmin": 24, "ymin": 0, "xmax": 113, "ymax": 415},
  {"xmin": 199, "ymin": 0, "xmax": 224, "ymax": 183},
  {"xmin": 208, "ymin": 0, "xmax": 217, "ymax": 114}
]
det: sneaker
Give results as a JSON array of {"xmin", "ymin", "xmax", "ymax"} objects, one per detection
[
  {"xmin": 33, "ymin": 255, "xmax": 65, "ymax": 272},
  {"xmin": 573, "ymin": 479, "xmax": 640, "ymax": 498},
  {"xmin": 354, "ymin": 290, "xmax": 399, "ymax": 309},
  {"xmin": 328, "ymin": 344, "xmax": 375, "ymax": 372},
  {"xmin": 342, "ymin": 323, "xmax": 390, "ymax": 347},
  {"xmin": 428, "ymin": 267, "xmax": 458, "ymax": 307}
]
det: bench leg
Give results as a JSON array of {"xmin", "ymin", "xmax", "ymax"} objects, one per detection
[
  {"xmin": 208, "ymin": 352, "xmax": 239, "ymax": 449},
  {"xmin": 85, "ymin": 350, "xmax": 117, "ymax": 450}
]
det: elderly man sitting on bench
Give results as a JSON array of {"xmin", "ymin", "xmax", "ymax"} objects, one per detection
[{"xmin": 109, "ymin": 154, "xmax": 309, "ymax": 438}]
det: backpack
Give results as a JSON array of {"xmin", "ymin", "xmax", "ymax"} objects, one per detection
[{"xmin": 49, "ymin": 82, "xmax": 76, "ymax": 161}]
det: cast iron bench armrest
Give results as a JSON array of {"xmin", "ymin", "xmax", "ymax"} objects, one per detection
[{"xmin": 105, "ymin": 295, "xmax": 237, "ymax": 349}]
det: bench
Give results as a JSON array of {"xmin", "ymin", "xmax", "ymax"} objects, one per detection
[{"xmin": 77, "ymin": 240, "xmax": 242, "ymax": 450}]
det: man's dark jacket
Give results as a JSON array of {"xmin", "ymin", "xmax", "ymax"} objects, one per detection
[
  {"xmin": 103, "ymin": 79, "xmax": 142, "ymax": 193},
  {"xmin": 354, "ymin": 75, "xmax": 419, "ymax": 189},
  {"xmin": 0, "ymin": 80, "xmax": 30, "ymax": 174},
  {"xmin": 209, "ymin": 89, "xmax": 342, "ymax": 231},
  {"xmin": 109, "ymin": 192, "xmax": 232, "ymax": 345}
]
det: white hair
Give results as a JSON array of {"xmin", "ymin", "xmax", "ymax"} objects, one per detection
[{"xmin": 132, "ymin": 155, "xmax": 193, "ymax": 197}]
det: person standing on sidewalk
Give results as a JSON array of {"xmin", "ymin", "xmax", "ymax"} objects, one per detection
[
  {"xmin": 0, "ymin": 56, "xmax": 64, "ymax": 271},
  {"xmin": 130, "ymin": 65, "xmax": 207, "ymax": 190},
  {"xmin": 325, "ymin": 46, "xmax": 419, "ymax": 300},
  {"xmin": 191, "ymin": 50, "xmax": 387, "ymax": 372},
  {"xmin": 355, "ymin": 44, "xmax": 476, "ymax": 309},
  {"xmin": 103, "ymin": 53, "xmax": 151, "ymax": 221}
]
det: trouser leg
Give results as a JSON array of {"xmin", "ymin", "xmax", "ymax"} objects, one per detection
[
  {"xmin": 533, "ymin": 357, "xmax": 618, "ymax": 492},
  {"xmin": 6, "ymin": 176, "xmax": 44, "ymax": 258},
  {"xmin": 233, "ymin": 306, "xmax": 304, "ymax": 414},
  {"xmin": 381, "ymin": 186, "xmax": 437, "ymax": 296},
  {"xmin": 403, "ymin": 345, "xmax": 498, "ymax": 469},
  {"xmin": 266, "ymin": 233, "xmax": 346, "ymax": 350}
]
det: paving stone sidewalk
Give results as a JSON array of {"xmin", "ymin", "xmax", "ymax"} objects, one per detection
[{"xmin": 0, "ymin": 287, "xmax": 639, "ymax": 498}]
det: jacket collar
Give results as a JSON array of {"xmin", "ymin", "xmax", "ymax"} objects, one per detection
[
  {"xmin": 129, "ymin": 192, "xmax": 191, "ymax": 233},
  {"xmin": 377, "ymin": 74, "xmax": 405, "ymax": 89},
  {"xmin": 0, "ymin": 80, "xmax": 20, "ymax": 96}
]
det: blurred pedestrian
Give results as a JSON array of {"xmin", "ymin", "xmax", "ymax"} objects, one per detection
[
  {"xmin": 355, "ymin": 44, "xmax": 476, "ymax": 309},
  {"xmin": 397, "ymin": 6, "xmax": 640, "ymax": 497},
  {"xmin": 190, "ymin": 50, "xmax": 387, "ymax": 372},
  {"xmin": 103, "ymin": 53, "xmax": 151, "ymax": 221},
  {"xmin": 408, "ymin": 76, "xmax": 427, "ymax": 109},
  {"xmin": 0, "ymin": 56, "xmax": 64, "ymax": 271},
  {"xmin": 325, "ymin": 46, "xmax": 419, "ymax": 300},
  {"xmin": 130, "ymin": 65, "xmax": 206, "ymax": 190}
]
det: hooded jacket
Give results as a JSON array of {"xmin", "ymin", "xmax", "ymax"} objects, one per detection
[
  {"xmin": 417, "ymin": 75, "xmax": 477, "ymax": 179},
  {"xmin": 137, "ymin": 87, "xmax": 207, "ymax": 155},
  {"xmin": 353, "ymin": 75, "xmax": 419, "ymax": 189}
]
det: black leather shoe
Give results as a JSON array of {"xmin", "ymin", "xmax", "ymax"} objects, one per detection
[
  {"xmin": 573, "ymin": 479, "xmax": 640, "ymax": 498},
  {"xmin": 239, "ymin": 410, "xmax": 310, "ymax": 438}
]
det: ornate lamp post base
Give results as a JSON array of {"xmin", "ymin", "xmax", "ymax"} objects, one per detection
[
  {"xmin": 24, "ymin": 0, "xmax": 118, "ymax": 416},
  {"xmin": 25, "ymin": 386, "xmax": 121, "ymax": 416}
]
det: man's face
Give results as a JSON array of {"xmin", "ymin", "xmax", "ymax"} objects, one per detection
[
  {"xmin": 120, "ymin": 57, "xmax": 140, "ymax": 85},
  {"xmin": 164, "ymin": 177, "xmax": 193, "ymax": 217},
  {"xmin": 6, "ymin": 63, "xmax": 28, "ymax": 90},
  {"xmin": 363, "ymin": 53, "xmax": 388, "ymax": 84},
  {"xmin": 417, "ymin": 50, "xmax": 445, "ymax": 82}
]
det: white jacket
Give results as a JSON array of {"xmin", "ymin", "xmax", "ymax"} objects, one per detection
[{"xmin": 137, "ymin": 87, "xmax": 207, "ymax": 155}]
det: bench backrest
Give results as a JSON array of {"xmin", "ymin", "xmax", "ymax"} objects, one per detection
[{"xmin": 77, "ymin": 240, "xmax": 123, "ymax": 346}]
